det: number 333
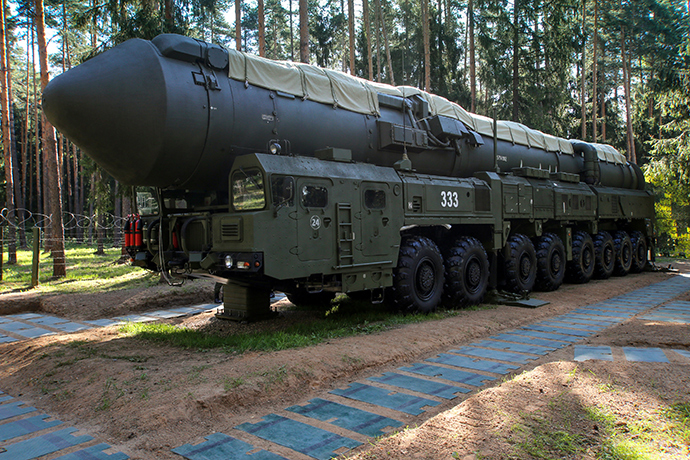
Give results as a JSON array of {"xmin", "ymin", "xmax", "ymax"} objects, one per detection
[{"xmin": 441, "ymin": 191, "xmax": 459, "ymax": 208}]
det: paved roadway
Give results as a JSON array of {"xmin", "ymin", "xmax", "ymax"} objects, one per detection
[{"xmin": 1, "ymin": 278, "xmax": 689, "ymax": 459}]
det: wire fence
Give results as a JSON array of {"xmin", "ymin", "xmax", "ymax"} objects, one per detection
[{"xmin": 0, "ymin": 208, "xmax": 126, "ymax": 248}]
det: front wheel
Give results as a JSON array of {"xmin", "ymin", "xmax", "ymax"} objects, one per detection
[
  {"xmin": 389, "ymin": 235, "xmax": 444, "ymax": 313},
  {"xmin": 443, "ymin": 236, "xmax": 489, "ymax": 308}
]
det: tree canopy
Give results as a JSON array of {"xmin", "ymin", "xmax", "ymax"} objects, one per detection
[{"xmin": 0, "ymin": 0, "xmax": 688, "ymax": 272}]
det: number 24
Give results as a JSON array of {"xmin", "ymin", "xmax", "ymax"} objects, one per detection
[{"xmin": 441, "ymin": 191, "xmax": 459, "ymax": 208}]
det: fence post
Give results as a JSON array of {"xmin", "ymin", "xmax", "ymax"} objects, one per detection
[{"xmin": 31, "ymin": 227, "xmax": 40, "ymax": 288}]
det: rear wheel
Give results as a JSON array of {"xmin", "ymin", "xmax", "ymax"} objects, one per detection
[
  {"xmin": 503, "ymin": 234, "xmax": 537, "ymax": 294},
  {"xmin": 630, "ymin": 231, "xmax": 648, "ymax": 273},
  {"xmin": 613, "ymin": 231, "xmax": 633, "ymax": 276},
  {"xmin": 593, "ymin": 231, "xmax": 615, "ymax": 279},
  {"xmin": 533, "ymin": 233, "xmax": 565, "ymax": 291},
  {"xmin": 443, "ymin": 236, "xmax": 489, "ymax": 308},
  {"xmin": 389, "ymin": 235, "xmax": 444, "ymax": 313},
  {"xmin": 566, "ymin": 231, "xmax": 595, "ymax": 283}
]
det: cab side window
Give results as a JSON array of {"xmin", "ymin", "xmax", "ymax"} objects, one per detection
[
  {"xmin": 301, "ymin": 185, "xmax": 328, "ymax": 208},
  {"xmin": 364, "ymin": 189, "xmax": 386, "ymax": 209}
]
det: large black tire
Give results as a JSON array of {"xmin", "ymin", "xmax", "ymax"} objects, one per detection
[
  {"xmin": 389, "ymin": 235, "xmax": 444, "ymax": 313},
  {"xmin": 630, "ymin": 231, "xmax": 648, "ymax": 273},
  {"xmin": 286, "ymin": 289, "xmax": 336, "ymax": 307},
  {"xmin": 442, "ymin": 236, "xmax": 489, "ymax": 308},
  {"xmin": 593, "ymin": 231, "xmax": 615, "ymax": 280},
  {"xmin": 613, "ymin": 231, "xmax": 633, "ymax": 276},
  {"xmin": 566, "ymin": 231, "xmax": 595, "ymax": 284},
  {"xmin": 533, "ymin": 233, "xmax": 566, "ymax": 291},
  {"xmin": 503, "ymin": 234, "xmax": 537, "ymax": 294}
]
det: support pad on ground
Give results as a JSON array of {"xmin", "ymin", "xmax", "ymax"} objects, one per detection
[{"xmin": 215, "ymin": 283, "xmax": 276, "ymax": 321}]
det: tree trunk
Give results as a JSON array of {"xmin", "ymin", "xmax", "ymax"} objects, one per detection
[
  {"xmin": 235, "ymin": 0, "xmax": 241, "ymax": 51},
  {"xmin": 581, "ymin": 0, "xmax": 586, "ymax": 140},
  {"xmin": 299, "ymin": 0, "xmax": 308, "ymax": 63},
  {"xmin": 379, "ymin": 0, "xmax": 395, "ymax": 85},
  {"xmin": 592, "ymin": 0, "xmax": 599, "ymax": 142},
  {"xmin": 36, "ymin": 0, "xmax": 66, "ymax": 277},
  {"xmin": 95, "ymin": 169, "xmax": 105, "ymax": 255},
  {"xmin": 258, "ymin": 0, "xmax": 265, "ymax": 56},
  {"xmin": 621, "ymin": 25, "xmax": 635, "ymax": 163},
  {"xmin": 0, "ymin": 0, "xmax": 15, "ymax": 263},
  {"xmin": 363, "ymin": 0, "xmax": 372, "ymax": 80},
  {"xmin": 32, "ymin": 23, "xmax": 40, "ymax": 218},
  {"xmin": 421, "ymin": 0, "xmax": 430, "ymax": 91},
  {"xmin": 113, "ymin": 182, "xmax": 121, "ymax": 248},
  {"xmin": 289, "ymin": 0, "xmax": 294, "ymax": 60},
  {"xmin": 348, "ymin": 0, "xmax": 355, "ymax": 75},
  {"xmin": 76, "ymin": 147, "xmax": 83, "ymax": 242},
  {"xmin": 469, "ymin": 0, "xmax": 476, "ymax": 112},
  {"xmin": 374, "ymin": 0, "xmax": 381, "ymax": 82},
  {"xmin": 22, "ymin": 29, "xmax": 30, "ymax": 225},
  {"xmin": 512, "ymin": 0, "xmax": 519, "ymax": 121},
  {"xmin": 88, "ymin": 172, "xmax": 95, "ymax": 243},
  {"xmin": 5, "ymin": 19, "xmax": 26, "ymax": 249},
  {"xmin": 340, "ymin": 0, "xmax": 346, "ymax": 72},
  {"xmin": 164, "ymin": 0, "xmax": 173, "ymax": 26},
  {"xmin": 601, "ymin": 48, "xmax": 606, "ymax": 142}
]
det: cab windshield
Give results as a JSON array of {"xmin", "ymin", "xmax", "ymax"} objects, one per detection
[{"xmin": 232, "ymin": 168, "xmax": 266, "ymax": 211}]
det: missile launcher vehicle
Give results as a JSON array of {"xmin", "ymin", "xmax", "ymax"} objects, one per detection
[{"xmin": 43, "ymin": 34, "xmax": 654, "ymax": 320}]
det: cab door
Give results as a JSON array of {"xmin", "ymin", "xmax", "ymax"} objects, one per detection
[
  {"xmin": 359, "ymin": 182, "xmax": 397, "ymax": 258},
  {"xmin": 296, "ymin": 178, "xmax": 335, "ymax": 262}
]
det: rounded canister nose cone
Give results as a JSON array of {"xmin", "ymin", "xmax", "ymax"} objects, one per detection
[{"xmin": 43, "ymin": 39, "xmax": 168, "ymax": 186}]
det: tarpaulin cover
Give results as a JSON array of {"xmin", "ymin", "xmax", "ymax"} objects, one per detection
[{"xmin": 227, "ymin": 50, "xmax": 616, "ymax": 159}]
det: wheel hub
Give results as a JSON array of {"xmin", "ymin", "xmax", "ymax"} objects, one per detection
[
  {"xmin": 466, "ymin": 258, "xmax": 482, "ymax": 291},
  {"xmin": 550, "ymin": 252, "xmax": 562, "ymax": 275},
  {"xmin": 519, "ymin": 254, "xmax": 532, "ymax": 280},
  {"xmin": 604, "ymin": 246, "xmax": 613, "ymax": 266},
  {"xmin": 583, "ymin": 247, "xmax": 593, "ymax": 268},
  {"xmin": 416, "ymin": 259, "xmax": 436, "ymax": 299}
]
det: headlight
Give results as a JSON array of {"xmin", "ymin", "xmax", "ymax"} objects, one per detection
[{"xmin": 224, "ymin": 255, "xmax": 234, "ymax": 269}]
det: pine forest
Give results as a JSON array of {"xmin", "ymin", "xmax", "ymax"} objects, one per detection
[{"xmin": 0, "ymin": 0, "xmax": 688, "ymax": 276}]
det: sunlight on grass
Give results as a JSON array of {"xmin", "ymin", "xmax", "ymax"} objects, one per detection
[
  {"xmin": 0, "ymin": 243, "xmax": 157, "ymax": 294},
  {"xmin": 119, "ymin": 299, "xmax": 478, "ymax": 354},
  {"xmin": 586, "ymin": 403, "xmax": 690, "ymax": 460},
  {"xmin": 508, "ymin": 393, "xmax": 690, "ymax": 460}
]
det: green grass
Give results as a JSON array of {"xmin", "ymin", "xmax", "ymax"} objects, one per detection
[
  {"xmin": 120, "ymin": 297, "xmax": 483, "ymax": 354},
  {"xmin": 508, "ymin": 393, "xmax": 690, "ymax": 459},
  {"xmin": 585, "ymin": 402, "xmax": 690, "ymax": 460},
  {"xmin": 0, "ymin": 243, "xmax": 157, "ymax": 294}
]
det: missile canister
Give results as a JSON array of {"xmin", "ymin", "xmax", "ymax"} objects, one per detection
[{"xmin": 43, "ymin": 34, "xmax": 644, "ymax": 191}]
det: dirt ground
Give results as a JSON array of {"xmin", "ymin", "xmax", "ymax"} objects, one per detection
[{"xmin": 0, "ymin": 261, "xmax": 689, "ymax": 459}]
